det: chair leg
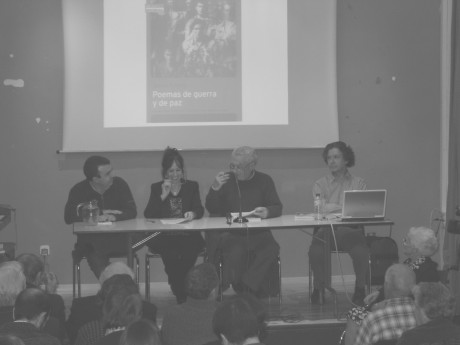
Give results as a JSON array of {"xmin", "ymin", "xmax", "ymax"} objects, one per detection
[
  {"xmin": 72, "ymin": 260, "xmax": 76, "ymax": 299},
  {"xmin": 278, "ymin": 254, "xmax": 282, "ymax": 305},
  {"xmin": 134, "ymin": 254, "xmax": 140, "ymax": 284},
  {"xmin": 77, "ymin": 261, "xmax": 81, "ymax": 298},
  {"xmin": 218, "ymin": 254, "xmax": 223, "ymax": 302},
  {"xmin": 367, "ymin": 254, "xmax": 372, "ymax": 295},
  {"xmin": 145, "ymin": 254, "xmax": 151, "ymax": 302}
]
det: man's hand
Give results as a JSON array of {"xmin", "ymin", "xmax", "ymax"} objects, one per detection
[
  {"xmin": 103, "ymin": 210, "xmax": 122, "ymax": 215},
  {"xmin": 98, "ymin": 213, "xmax": 116, "ymax": 222},
  {"xmin": 211, "ymin": 171, "xmax": 231, "ymax": 191},
  {"xmin": 184, "ymin": 211, "xmax": 195, "ymax": 221},
  {"xmin": 253, "ymin": 207, "xmax": 269, "ymax": 219}
]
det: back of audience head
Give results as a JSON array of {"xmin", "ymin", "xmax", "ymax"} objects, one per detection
[
  {"xmin": 119, "ymin": 319, "xmax": 161, "ymax": 345},
  {"xmin": 412, "ymin": 282, "xmax": 455, "ymax": 322},
  {"xmin": 0, "ymin": 261, "xmax": 26, "ymax": 307},
  {"xmin": 403, "ymin": 226, "xmax": 439, "ymax": 258},
  {"xmin": 99, "ymin": 261, "xmax": 135, "ymax": 286},
  {"xmin": 15, "ymin": 253, "xmax": 44, "ymax": 287},
  {"xmin": 13, "ymin": 288, "xmax": 51, "ymax": 329},
  {"xmin": 185, "ymin": 262, "xmax": 219, "ymax": 300},
  {"xmin": 97, "ymin": 273, "xmax": 139, "ymax": 305},
  {"xmin": 0, "ymin": 334, "xmax": 25, "ymax": 345},
  {"xmin": 101, "ymin": 279, "xmax": 142, "ymax": 330},
  {"xmin": 212, "ymin": 293, "xmax": 267, "ymax": 345},
  {"xmin": 384, "ymin": 263, "xmax": 416, "ymax": 299}
]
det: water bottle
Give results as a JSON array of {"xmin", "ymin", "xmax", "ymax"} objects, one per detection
[{"xmin": 314, "ymin": 193, "xmax": 322, "ymax": 221}]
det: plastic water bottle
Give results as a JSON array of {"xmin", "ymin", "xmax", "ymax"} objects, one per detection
[{"xmin": 314, "ymin": 193, "xmax": 322, "ymax": 221}]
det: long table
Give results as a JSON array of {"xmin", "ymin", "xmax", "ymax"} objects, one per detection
[{"xmin": 73, "ymin": 215, "xmax": 393, "ymax": 270}]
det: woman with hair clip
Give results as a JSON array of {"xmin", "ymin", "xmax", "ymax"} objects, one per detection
[{"xmin": 144, "ymin": 147, "xmax": 205, "ymax": 304}]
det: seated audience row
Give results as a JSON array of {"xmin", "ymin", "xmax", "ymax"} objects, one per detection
[
  {"xmin": 0, "ymin": 255, "xmax": 66, "ymax": 344},
  {"xmin": 346, "ymin": 263, "xmax": 460, "ymax": 345}
]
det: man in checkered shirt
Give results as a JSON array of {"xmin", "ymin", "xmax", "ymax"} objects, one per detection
[{"xmin": 355, "ymin": 264, "xmax": 417, "ymax": 345}]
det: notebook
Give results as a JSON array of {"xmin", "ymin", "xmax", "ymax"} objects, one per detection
[{"xmin": 340, "ymin": 189, "xmax": 387, "ymax": 221}]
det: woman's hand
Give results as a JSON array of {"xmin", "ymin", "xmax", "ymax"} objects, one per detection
[
  {"xmin": 363, "ymin": 290, "xmax": 379, "ymax": 306},
  {"xmin": 161, "ymin": 179, "xmax": 172, "ymax": 200}
]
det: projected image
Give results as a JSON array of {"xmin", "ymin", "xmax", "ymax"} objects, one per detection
[{"xmin": 146, "ymin": 0, "xmax": 242, "ymax": 123}]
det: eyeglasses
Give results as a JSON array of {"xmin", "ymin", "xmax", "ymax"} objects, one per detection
[{"xmin": 229, "ymin": 161, "xmax": 253, "ymax": 171}]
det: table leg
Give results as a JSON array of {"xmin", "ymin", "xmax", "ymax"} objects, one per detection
[{"xmin": 127, "ymin": 235, "xmax": 133, "ymax": 268}]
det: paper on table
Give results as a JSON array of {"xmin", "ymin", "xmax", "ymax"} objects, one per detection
[
  {"xmin": 160, "ymin": 218, "xmax": 189, "ymax": 225},
  {"xmin": 230, "ymin": 210, "xmax": 256, "ymax": 218}
]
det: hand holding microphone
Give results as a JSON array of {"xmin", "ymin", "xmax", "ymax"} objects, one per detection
[{"xmin": 211, "ymin": 171, "xmax": 231, "ymax": 191}]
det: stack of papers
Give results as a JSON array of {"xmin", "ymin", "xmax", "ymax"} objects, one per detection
[{"xmin": 294, "ymin": 213, "xmax": 315, "ymax": 221}]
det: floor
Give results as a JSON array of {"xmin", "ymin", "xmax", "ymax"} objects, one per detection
[{"xmin": 62, "ymin": 277, "xmax": 366, "ymax": 327}]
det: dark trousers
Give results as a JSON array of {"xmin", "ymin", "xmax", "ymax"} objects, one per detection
[
  {"xmin": 75, "ymin": 233, "xmax": 135, "ymax": 278},
  {"xmin": 147, "ymin": 232, "xmax": 204, "ymax": 301},
  {"xmin": 207, "ymin": 230, "xmax": 279, "ymax": 293},
  {"xmin": 308, "ymin": 226, "xmax": 369, "ymax": 289}
]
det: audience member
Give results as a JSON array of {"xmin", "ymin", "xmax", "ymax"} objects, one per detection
[
  {"xmin": 309, "ymin": 141, "xmax": 368, "ymax": 305},
  {"xmin": 161, "ymin": 263, "xmax": 219, "ymax": 345},
  {"xmin": 397, "ymin": 282, "xmax": 460, "ymax": 345},
  {"xmin": 75, "ymin": 274, "xmax": 150, "ymax": 345},
  {"xmin": 16, "ymin": 254, "xmax": 66, "ymax": 343},
  {"xmin": 209, "ymin": 293, "xmax": 267, "ymax": 345},
  {"xmin": 144, "ymin": 147, "xmax": 205, "ymax": 304},
  {"xmin": 64, "ymin": 155, "xmax": 137, "ymax": 279},
  {"xmin": 0, "ymin": 334, "xmax": 25, "ymax": 345},
  {"xmin": 353, "ymin": 264, "xmax": 417, "ymax": 345},
  {"xmin": 346, "ymin": 226, "xmax": 440, "ymax": 343},
  {"xmin": 119, "ymin": 319, "xmax": 161, "ymax": 345},
  {"xmin": 0, "ymin": 262, "xmax": 26, "ymax": 326},
  {"xmin": 205, "ymin": 146, "xmax": 282, "ymax": 298},
  {"xmin": 66, "ymin": 263, "xmax": 146, "ymax": 344},
  {"xmin": 0, "ymin": 288, "xmax": 60, "ymax": 345}
]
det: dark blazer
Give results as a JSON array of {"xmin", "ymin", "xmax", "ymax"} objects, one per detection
[
  {"xmin": 0, "ymin": 321, "xmax": 61, "ymax": 345},
  {"xmin": 66, "ymin": 295, "xmax": 157, "ymax": 344},
  {"xmin": 0, "ymin": 305, "xmax": 62, "ymax": 342}
]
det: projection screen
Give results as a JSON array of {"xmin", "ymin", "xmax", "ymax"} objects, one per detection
[{"xmin": 62, "ymin": 0, "xmax": 338, "ymax": 152}]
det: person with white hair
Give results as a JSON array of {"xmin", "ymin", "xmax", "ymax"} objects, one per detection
[
  {"xmin": 346, "ymin": 227, "xmax": 440, "ymax": 345},
  {"xmin": 205, "ymin": 146, "xmax": 283, "ymax": 298},
  {"xmin": 397, "ymin": 282, "xmax": 460, "ymax": 345},
  {"xmin": 0, "ymin": 261, "xmax": 26, "ymax": 324},
  {"xmin": 354, "ymin": 264, "xmax": 417, "ymax": 345}
]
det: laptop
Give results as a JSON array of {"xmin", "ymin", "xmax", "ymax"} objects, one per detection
[{"xmin": 340, "ymin": 189, "xmax": 387, "ymax": 221}]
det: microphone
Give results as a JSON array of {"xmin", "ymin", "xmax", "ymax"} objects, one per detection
[{"xmin": 229, "ymin": 171, "xmax": 248, "ymax": 223}]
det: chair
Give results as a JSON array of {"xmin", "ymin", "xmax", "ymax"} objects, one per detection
[
  {"xmin": 218, "ymin": 253, "xmax": 282, "ymax": 304},
  {"xmin": 308, "ymin": 226, "xmax": 372, "ymax": 314},
  {"xmin": 144, "ymin": 249, "xmax": 207, "ymax": 301},
  {"xmin": 72, "ymin": 252, "xmax": 140, "ymax": 298}
]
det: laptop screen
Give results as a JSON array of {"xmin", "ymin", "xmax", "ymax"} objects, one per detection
[{"xmin": 341, "ymin": 190, "xmax": 387, "ymax": 219}]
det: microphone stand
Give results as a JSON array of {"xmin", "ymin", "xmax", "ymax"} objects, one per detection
[{"xmin": 233, "ymin": 173, "xmax": 248, "ymax": 223}]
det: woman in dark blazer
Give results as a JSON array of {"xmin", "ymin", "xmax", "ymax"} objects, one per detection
[{"xmin": 144, "ymin": 147, "xmax": 205, "ymax": 304}]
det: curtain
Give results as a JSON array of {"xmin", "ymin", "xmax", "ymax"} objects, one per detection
[{"xmin": 445, "ymin": 0, "xmax": 460, "ymax": 315}]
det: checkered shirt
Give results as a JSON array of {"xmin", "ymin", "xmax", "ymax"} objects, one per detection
[{"xmin": 355, "ymin": 296, "xmax": 416, "ymax": 345}]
